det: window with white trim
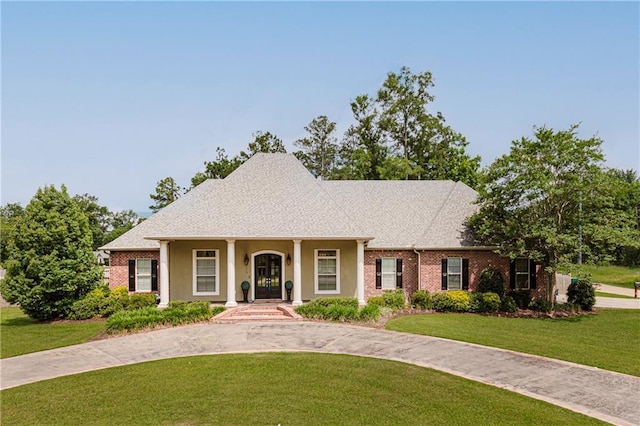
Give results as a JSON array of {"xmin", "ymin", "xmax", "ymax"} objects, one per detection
[
  {"xmin": 193, "ymin": 250, "xmax": 219, "ymax": 295},
  {"xmin": 315, "ymin": 249, "xmax": 340, "ymax": 294},
  {"xmin": 381, "ymin": 257, "xmax": 397, "ymax": 290},
  {"xmin": 136, "ymin": 259, "xmax": 152, "ymax": 292},
  {"xmin": 447, "ymin": 257, "xmax": 462, "ymax": 290},
  {"xmin": 515, "ymin": 258, "xmax": 530, "ymax": 290}
]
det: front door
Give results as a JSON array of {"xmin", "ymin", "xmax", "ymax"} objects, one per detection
[{"xmin": 255, "ymin": 254, "xmax": 282, "ymax": 299}]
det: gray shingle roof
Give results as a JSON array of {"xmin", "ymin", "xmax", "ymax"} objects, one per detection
[{"xmin": 101, "ymin": 153, "xmax": 479, "ymax": 251}]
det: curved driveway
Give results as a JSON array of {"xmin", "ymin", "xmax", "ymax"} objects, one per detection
[{"xmin": 1, "ymin": 321, "xmax": 638, "ymax": 426}]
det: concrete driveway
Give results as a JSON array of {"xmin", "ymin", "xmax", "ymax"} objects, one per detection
[{"xmin": 1, "ymin": 321, "xmax": 638, "ymax": 425}]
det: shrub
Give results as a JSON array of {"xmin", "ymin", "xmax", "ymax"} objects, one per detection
[
  {"xmin": 106, "ymin": 301, "xmax": 216, "ymax": 333},
  {"xmin": 382, "ymin": 289, "xmax": 405, "ymax": 310},
  {"xmin": 567, "ymin": 279, "xmax": 596, "ymax": 311},
  {"xmin": 411, "ymin": 290, "xmax": 432, "ymax": 310},
  {"xmin": 529, "ymin": 298, "xmax": 553, "ymax": 313},
  {"xmin": 358, "ymin": 304, "xmax": 381, "ymax": 321},
  {"xmin": 69, "ymin": 285, "xmax": 111, "ymax": 320},
  {"xmin": 128, "ymin": 293, "xmax": 157, "ymax": 310},
  {"xmin": 367, "ymin": 296, "xmax": 385, "ymax": 307},
  {"xmin": 478, "ymin": 268, "xmax": 506, "ymax": 299},
  {"xmin": 554, "ymin": 302, "xmax": 578, "ymax": 313},
  {"xmin": 500, "ymin": 295, "xmax": 518, "ymax": 313},
  {"xmin": 294, "ymin": 297, "xmax": 380, "ymax": 322},
  {"xmin": 310, "ymin": 297, "xmax": 359, "ymax": 309},
  {"xmin": 509, "ymin": 290, "xmax": 532, "ymax": 309},
  {"xmin": 432, "ymin": 291, "xmax": 471, "ymax": 313},
  {"xmin": 470, "ymin": 292, "xmax": 501, "ymax": 313}
]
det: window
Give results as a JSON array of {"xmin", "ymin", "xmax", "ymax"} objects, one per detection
[
  {"xmin": 315, "ymin": 249, "xmax": 340, "ymax": 294},
  {"xmin": 515, "ymin": 258, "xmax": 530, "ymax": 290},
  {"xmin": 447, "ymin": 257, "xmax": 462, "ymax": 290},
  {"xmin": 136, "ymin": 259, "xmax": 152, "ymax": 291},
  {"xmin": 193, "ymin": 250, "xmax": 219, "ymax": 295},
  {"xmin": 381, "ymin": 258, "xmax": 397, "ymax": 290}
]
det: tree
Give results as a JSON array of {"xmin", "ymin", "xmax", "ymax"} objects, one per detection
[
  {"xmin": 294, "ymin": 116, "xmax": 339, "ymax": 179},
  {"xmin": 468, "ymin": 124, "xmax": 606, "ymax": 299},
  {"xmin": 0, "ymin": 203, "xmax": 24, "ymax": 266},
  {"xmin": 103, "ymin": 209, "xmax": 140, "ymax": 245},
  {"xmin": 149, "ymin": 177, "xmax": 183, "ymax": 213},
  {"xmin": 73, "ymin": 194, "xmax": 111, "ymax": 250},
  {"xmin": 191, "ymin": 147, "xmax": 242, "ymax": 188},
  {"xmin": 0, "ymin": 185, "xmax": 102, "ymax": 320},
  {"xmin": 334, "ymin": 95, "xmax": 388, "ymax": 180},
  {"xmin": 237, "ymin": 131, "xmax": 286, "ymax": 162}
]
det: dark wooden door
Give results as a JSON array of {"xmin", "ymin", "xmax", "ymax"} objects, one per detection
[{"xmin": 255, "ymin": 254, "xmax": 282, "ymax": 299}]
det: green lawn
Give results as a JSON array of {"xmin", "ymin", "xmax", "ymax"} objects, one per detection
[
  {"xmin": 575, "ymin": 264, "xmax": 640, "ymax": 289},
  {"xmin": 0, "ymin": 307, "xmax": 106, "ymax": 359},
  {"xmin": 595, "ymin": 291, "xmax": 636, "ymax": 299},
  {"xmin": 0, "ymin": 353, "xmax": 604, "ymax": 425},
  {"xmin": 386, "ymin": 309, "xmax": 639, "ymax": 377}
]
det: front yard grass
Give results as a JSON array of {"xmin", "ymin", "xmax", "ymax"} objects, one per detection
[
  {"xmin": 386, "ymin": 309, "xmax": 639, "ymax": 376},
  {"xmin": 0, "ymin": 353, "xmax": 604, "ymax": 425},
  {"xmin": 1, "ymin": 307, "xmax": 106, "ymax": 359}
]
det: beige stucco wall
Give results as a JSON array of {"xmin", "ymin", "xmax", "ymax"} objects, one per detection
[{"xmin": 168, "ymin": 239, "xmax": 357, "ymax": 303}]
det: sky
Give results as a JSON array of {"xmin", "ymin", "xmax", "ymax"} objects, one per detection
[{"xmin": 2, "ymin": 1, "xmax": 639, "ymax": 214}]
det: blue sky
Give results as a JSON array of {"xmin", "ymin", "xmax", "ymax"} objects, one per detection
[{"xmin": 2, "ymin": 1, "xmax": 638, "ymax": 213}]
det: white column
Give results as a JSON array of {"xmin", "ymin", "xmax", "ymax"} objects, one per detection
[
  {"xmin": 225, "ymin": 240, "xmax": 238, "ymax": 307},
  {"xmin": 159, "ymin": 240, "xmax": 170, "ymax": 308},
  {"xmin": 357, "ymin": 240, "xmax": 365, "ymax": 306},
  {"xmin": 292, "ymin": 240, "xmax": 303, "ymax": 306}
]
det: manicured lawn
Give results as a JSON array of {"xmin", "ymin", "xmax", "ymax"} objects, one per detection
[
  {"xmin": 387, "ymin": 309, "xmax": 639, "ymax": 377},
  {"xmin": 595, "ymin": 291, "xmax": 636, "ymax": 299},
  {"xmin": 574, "ymin": 264, "xmax": 640, "ymax": 289},
  {"xmin": 0, "ymin": 353, "xmax": 604, "ymax": 425},
  {"xmin": 0, "ymin": 307, "xmax": 106, "ymax": 359}
]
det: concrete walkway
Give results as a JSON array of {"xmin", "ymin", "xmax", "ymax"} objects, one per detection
[{"xmin": 1, "ymin": 322, "xmax": 638, "ymax": 425}]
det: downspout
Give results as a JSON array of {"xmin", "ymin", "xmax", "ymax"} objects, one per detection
[{"xmin": 413, "ymin": 246, "xmax": 421, "ymax": 291}]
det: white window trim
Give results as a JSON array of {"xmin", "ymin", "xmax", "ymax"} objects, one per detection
[
  {"xmin": 193, "ymin": 249, "xmax": 220, "ymax": 296},
  {"xmin": 314, "ymin": 249, "xmax": 340, "ymax": 295},
  {"xmin": 381, "ymin": 257, "xmax": 397, "ymax": 290},
  {"xmin": 136, "ymin": 258, "xmax": 153, "ymax": 293},
  {"xmin": 515, "ymin": 258, "xmax": 531, "ymax": 290},
  {"xmin": 447, "ymin": 257, "xmax": 462, "ymax": 290}
]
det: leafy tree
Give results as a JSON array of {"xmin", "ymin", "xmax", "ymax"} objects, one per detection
[
  {"xmin": 468, "ymin": 124, "xmax": 606, "ymax": 299},
  {"xmin": 149, "ymin": 177, "xmax": 183, "ymax": 213},
  {"xmin": 237, "ymin": 131, "xmax": 286, "ymax": 162},
  {"xmin": 0, "ymin": 202, "xmax": 24, "ymax": 265},
  {"xmin": 294, "ymin": 115, "xmax": 339, "ymax": 179},
  {"xmin": 103, "ymin": 209, "xmax": 140, "ymax": 245},
  {"xmin": 334, "ymin": 95, "xmax": 388, "ymax": 180},
  {"xmin": 191, "ymin": 147, "xmax": 242, "ymax": 188},
  {"xmin": 73, "ymin": 193, "xmax": 111, "ymax": 250},
  {"xmin": 0, "ymin": 185, "xmax": 102, "ymax": 320}
]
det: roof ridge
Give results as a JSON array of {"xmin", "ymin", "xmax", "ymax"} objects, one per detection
[{"xmin": 418, "ymin": 181, "xmax": 459, "ymax": 246}]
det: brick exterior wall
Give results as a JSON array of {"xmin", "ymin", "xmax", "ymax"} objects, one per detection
[
  {"xmin": 109, "ymin": 251, "xmax": 160, "ymax": 292},
  {"xmin": 364, "ymin": 249, "xmax": 549, "ymax": 302}
]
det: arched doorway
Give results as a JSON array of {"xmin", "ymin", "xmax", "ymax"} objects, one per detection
[{"xmin": 253, "ymin": 253, "xmax": 283, "ymax": 300}]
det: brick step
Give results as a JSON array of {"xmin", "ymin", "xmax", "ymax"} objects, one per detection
[
  {"xmin": 220, "ymin": 314, "xmax": 295, "ymax": 321},
  {"xmin": 212, "ymin": 305, "xmax": 302, "ymax": 323}
]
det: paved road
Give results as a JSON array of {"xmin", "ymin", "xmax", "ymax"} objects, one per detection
[{"xmin": 1, "ymin": 322, "xmax": 638, "ymax": 425}]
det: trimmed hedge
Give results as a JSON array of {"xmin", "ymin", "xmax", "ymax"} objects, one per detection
[
  {"xmin": 470, "ymin": 292, "xmax": 501, "ymax": 313},
  {"xmin": 432, "ymin": 290, "xmax": 471, "ymax": 313},
  {"xmin": 567, "ymin": 279, "xmax": 596, "ymax": 311},
  {"xmin": 478, "ymin": 268, "xmax": 506, "ymax": 299},
  {"xmin": 294, "ymin": 298, "xmax": 380, "ymax": 322},
  {"xmin": 106, "ymin": 301, "xmax": 219, "ymax": 333},
  {"xmin": 410, "ymin": 290, "xmax": 432, "ymax": 310},
  {"xmin": 69, "ymin": 285, "xmax": 157, "ymax": 320}
]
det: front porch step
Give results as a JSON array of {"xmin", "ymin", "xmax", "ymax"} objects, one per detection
[{"xmin": 212, "ymin": 304, "xmax": 302, "ymax": 323}]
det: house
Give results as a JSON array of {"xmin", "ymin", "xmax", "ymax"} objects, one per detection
[{"xmin": 101, "ymin": 153, "xmax": 545, "ymax": 307}]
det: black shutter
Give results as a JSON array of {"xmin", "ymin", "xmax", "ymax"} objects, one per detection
[
  {"xmin": 441, "ymin": 258, "xmax": 448, "ymax": 290},
  {"xmin": 128, "ymin": 259, "xmax": 136, "ymax": 291},
  {"xmin": 375, "ymin": 258, "xmax": 382, "ymax": 289},
  {"xmin": 396, "ymin": 258, "xmax": 403, "ymax": 288},
  {"xmin": 509, "ymin": 260, "xmax": 516, "ymax": 289},
  {"xmin": 529, "ymin": 259, "xmax": 537, "ymax": 289},
  {"xmin": 151, "ymin": 259, "xmax": 158, "ymax": 291},
  {"xmin": 462, "ymin": 259, "xmax": 469, "ymax": 290}
]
